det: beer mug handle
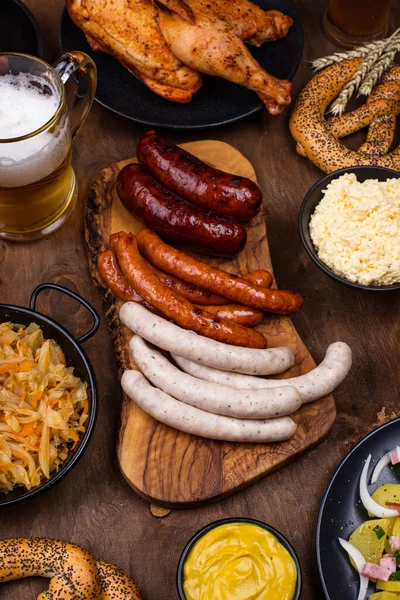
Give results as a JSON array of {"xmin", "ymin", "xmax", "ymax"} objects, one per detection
[{"xmin": 53, "ymin": 51, "xmax": 97, "ymax": 138}]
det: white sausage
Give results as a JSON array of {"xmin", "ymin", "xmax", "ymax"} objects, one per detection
[
  {"xmin": 130, "ymin": 336, "xmax": 301, "ymax": 419},
  {"xmin": 172, "ymin": 342, "xmax": 352, "ymax": 403},
  {"xmin": 119, "ymin": 303, "xmax": 294, "ymax": 375},
  {"xmin": 121, "ymin": 370, "xmax": 297, "ymax": 443}
]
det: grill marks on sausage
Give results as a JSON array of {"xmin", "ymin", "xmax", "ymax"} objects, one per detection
[
  {"xmin": 137, "ymin": 130, "xmax": 262, "ymax": 222},
  {"xmin": 116, "ymin": 163, "xmax": 247, "ymax": 256}
]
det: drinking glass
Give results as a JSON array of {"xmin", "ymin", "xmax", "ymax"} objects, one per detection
[
  {"xmin": 0, "ymin": 51, "xmax": 97, "ymax": 240},
  {"xmin": 323, "ymin": 0, "xmax": 392, "ymax": 49}
]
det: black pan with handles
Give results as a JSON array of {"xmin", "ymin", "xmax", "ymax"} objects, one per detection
[{"xmin": 0, "ymin": 283, "xmax": 99, "ymax": 508}]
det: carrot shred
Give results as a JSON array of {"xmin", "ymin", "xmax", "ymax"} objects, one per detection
[
  {"xmin": 13, "ymin": 423, "xmax": 35, "ymax": 438},
  {"xmin": 31, "ymin": 390, "xmax": 42, "ymax": 409},
  {"xmin": 0, "ymin": 363, "xmax": 17, "ymax": 374},
  {"xmin": 18, "ymin": 360, "xmax": 32, "ymax": 372}
]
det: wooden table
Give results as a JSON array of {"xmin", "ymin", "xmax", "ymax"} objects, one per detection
[{"xmin": 1, "ymin": 1, "xmax": 400, "ymax": 598}]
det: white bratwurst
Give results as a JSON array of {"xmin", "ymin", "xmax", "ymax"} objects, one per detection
[
  {"xmin": 130, "ymin": 336, "xmax": 301, "ymax": 419},
  {"xmin": 172, "ymin": 342, "xmax": 352, "ymax": 404},
  {"xmin": 119, "ymin": 303, "xmax": 294, "ymax": 375},
  {"xmin": 121, "ymin": 370, "xmax": 297, "ymax": 443}
]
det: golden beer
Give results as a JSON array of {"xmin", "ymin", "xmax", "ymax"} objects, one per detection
[
  {"xmin": 0, "ymin": 153, "xmax": 75, "ymax": 234},
  {"xmin": 0, "ymin": 52, "xmax": 96, "ymax": 240}
]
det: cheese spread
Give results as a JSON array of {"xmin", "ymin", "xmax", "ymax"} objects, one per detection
[{"xmin": 309, "ymin": 173, "xmax": 400, "ymax": 286}]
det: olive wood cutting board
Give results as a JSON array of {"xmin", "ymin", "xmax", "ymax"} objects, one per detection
[{"xmin": 85, "ymin": 140, "xmax": 336, "ymax": 508}]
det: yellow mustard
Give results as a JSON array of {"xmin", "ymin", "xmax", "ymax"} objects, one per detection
[{"xmin": 183, "ymin": 522, "xmax": 297, "ymax": 600}]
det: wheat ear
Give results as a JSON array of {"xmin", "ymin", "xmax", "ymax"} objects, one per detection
[
  {"xmin": 311, "ymin": 40, "xmax": 385, "ymax": 71},
  {"xmin": 329, "ymin": 27, "xmax": 400, "ymax": 115}
]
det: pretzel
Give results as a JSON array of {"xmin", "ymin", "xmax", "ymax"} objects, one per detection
[
  {"xmin": 289, "ymin": 58, "xmax": 400, "ymax": 173},
  {"xmin": 358, "ymin": 114, "xmax": 397, "ymax": 156},
  {"xmin": 0, "ymin": 538, "xmax": 142, "ymax": 599}
]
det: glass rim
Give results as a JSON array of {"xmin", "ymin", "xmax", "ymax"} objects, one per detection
[{"xmin": 0, "ymin": 52, "xmax": 66, "ymax": 144}]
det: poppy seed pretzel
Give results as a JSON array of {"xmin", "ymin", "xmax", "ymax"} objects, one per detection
[
  {"xmin": 289, "ymin": 58, "xmax": 400, "ymax": 173},
  {"xmin": 328, "ymin": 64, "xmax": 400, "ymax": 140},
  {"xmin": 97, "ymin": 561, "xmax": 142, "ymax": 599},
  {"xmin": 0, "ymin": 538, "xmax": 142, "ymax": 600},
  {"xmin": 358, "ymin": 114, "xmax": 397, "ymax": 156}
]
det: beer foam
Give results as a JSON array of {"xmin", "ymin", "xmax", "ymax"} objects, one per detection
[
  {"xmin": 0, "ymin": 73, "xmax": 59, "ymax": 139},
  {"xmin": 0, "ymin": 73, "xmax": 71, "ymax": 187}
]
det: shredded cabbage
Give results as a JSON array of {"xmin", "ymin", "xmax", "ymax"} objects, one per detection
[{"xmin": 0, "ymin": 322, "xmax": 89, "ymax": 493}]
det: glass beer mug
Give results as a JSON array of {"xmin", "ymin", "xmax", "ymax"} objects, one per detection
[{"xmin": 0, "ymin": 51, "xmax": 97, "ymax": 240}]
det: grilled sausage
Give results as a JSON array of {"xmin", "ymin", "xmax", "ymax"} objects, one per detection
[
  {"xmin": 97, "ymin": 250, "xmax": 162, "ymax": 317},
  {"xmin": 147, "ymin": 262, "xmax": 228, "ymax": 305},
  {"xmin": 117, "ymin": 234, "xmax": 267, "ymax": 348},
  {"xmin": 246, "ymin": 269, "xmax": 273, "ymax": 288},
  {"xmin": 121, "ymin": 370, "xmax": 297, "ymax": 443},
  {"xmin": 131, "ymin": 336, "xmax": 301, "ymax": 419},
  {"xmin": 119, "ymin": 302, "xmax": 294, "ymax": 375},
  {"xmin": 173, "ymin": 342, "xmax": 353, "ymax": 404},
  {"xmin": 109, "ymin": 231, "xmax": 126, "ymax": 253},
  {"xmin": 99, "ymin": 252, "xmax": 263, "ymax": 326},
  {"xmin": 111, "ymin": 232, "xmax": 272, "ymax": 303},
  {"xmin": 138, "ymin": 130, "xmax": 262, "ymax": 222},
  {"xmin": 137, "ymin": 229, "xmax": 304, "ymax": 314},
  {"xmin": 198, "ymin": 304, "xmax": 263, "ymax": 326},
  {"xmin": 116, "ymin": 164, "xmax": 247, "ymax": 256}
]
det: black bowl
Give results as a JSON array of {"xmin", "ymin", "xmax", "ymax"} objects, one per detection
[
  {"xmin": 0, "ymin": 0, "xmax": 43, "ymax": 57},
  {"xmin": 299, "ymin": 165, "xmax": 400, "ymax": 291},
  {"xmin": 0, "ymin": 284, "xmax": 99, "ymax": 508},
  {"xmin": 176, "ymin": 517, "xmax": 302, "ymax": 600}
]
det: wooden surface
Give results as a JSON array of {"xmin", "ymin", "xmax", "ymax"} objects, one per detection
[
  {"xmin": 1, "ymin": 1, "xmax": 399, "ymax": 598},
  {"xmin": 85, "ymin": 140, "xmax": 336, "ymax": 507}
]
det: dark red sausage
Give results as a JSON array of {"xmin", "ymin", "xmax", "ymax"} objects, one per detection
[
  {"xmin": 116, "ymin": 163, "xmax": 246, "ymax": 257},
  {"xmin": 138, "ymin": 131, "xmax": 262, "ymax": 222}
]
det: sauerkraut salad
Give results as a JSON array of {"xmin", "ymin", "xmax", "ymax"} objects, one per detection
[{"xmin": 0, "ymin": 322, "xmax": 89, "ymax": 492}]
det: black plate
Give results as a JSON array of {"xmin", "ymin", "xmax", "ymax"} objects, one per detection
[
  {"xmin": 0, "ymin": 0, "xmax": 43, "ymax": 57},
  {"xmin": 59, "ymin": 0, "xmax": 302, "ymax": 129},
  {"xmin": 317, "ymin": 418, "xmax": 400, "ymax": 600}
]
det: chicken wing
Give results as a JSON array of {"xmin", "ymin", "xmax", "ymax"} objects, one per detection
[
  {"xmin": 158, "ymin": 5, "xmax": 291, "ymax": 114},
  {"xmin": 159, "ymin": 0, "xmax": 294, "ymax": 46},
  {"xmin": 67, "ymin": 0, "xmax": 202, "ymax": 103}
]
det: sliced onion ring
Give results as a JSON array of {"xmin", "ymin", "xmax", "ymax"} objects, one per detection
[
  {"xmin": 338, "ymin": 538, "xmax": 369, "ymax": 600},
  {"xmin": 371, "ymin": 447, "xmax": 400, "ymax": 484},
  {"xmin": 371, "ymin": 452, "xmax": 391, "ymax": 484},
  {"xmin": 361, "ymin": 454, "xmax": 400, "ymax": 517}
]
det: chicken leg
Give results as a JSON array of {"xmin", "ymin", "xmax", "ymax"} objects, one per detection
[
  {"xmin": 158, "ymin": 5, "xmax": 291, "ymax": 114},
  {"xmin": 160, "ymin": 0, "xmax": 294, "ymax": 46},
  {"xmin": 156, "ymin": 0, "xmax": 195, "ymax": 23},
  {"xmin": 67, "ymin": 0, "xmax": 202, "ymax": 103}
]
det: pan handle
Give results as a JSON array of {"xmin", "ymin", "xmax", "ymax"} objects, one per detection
[{"xmin": 29, "ymin": 283, "xmax": 100, "ymax": 344}]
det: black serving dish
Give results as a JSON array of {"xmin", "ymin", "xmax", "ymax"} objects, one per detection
[
  {"xmin": 0, "ymin": 283, "xmax": 99, "ymax": 508},
  {"xmin": 59, "ymin": 0, "xmax": 303, "ymax": 129},
  {"xmin": 317, "ymin": 417, "xmax": 400, "ymax": 600},
  {"xmin": 177, "ymin": 517, "xmax": 302, "ymax": 599},
  {"xmin": 299, "ymin": 165, "xmax": 400, "ymax": 292},
  {"xmin": 0, "ymin": 0, "xmax": 43, "ymax": 57}
]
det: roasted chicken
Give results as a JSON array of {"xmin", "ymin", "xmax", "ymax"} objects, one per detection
[
  {"xmin": 161, "ymin": 0, "xmax": 294, "ymax": 46},
  {"xmin": 158, "ymin": 4, "xmax": 291, "ymax": 114},
  {"xmin": 157, "ymin": 0, "xmax": 195, "ymax": 22},
  {"xmin": 66, "ymin": 0, "xmax": 202, "ymax": 103}
]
